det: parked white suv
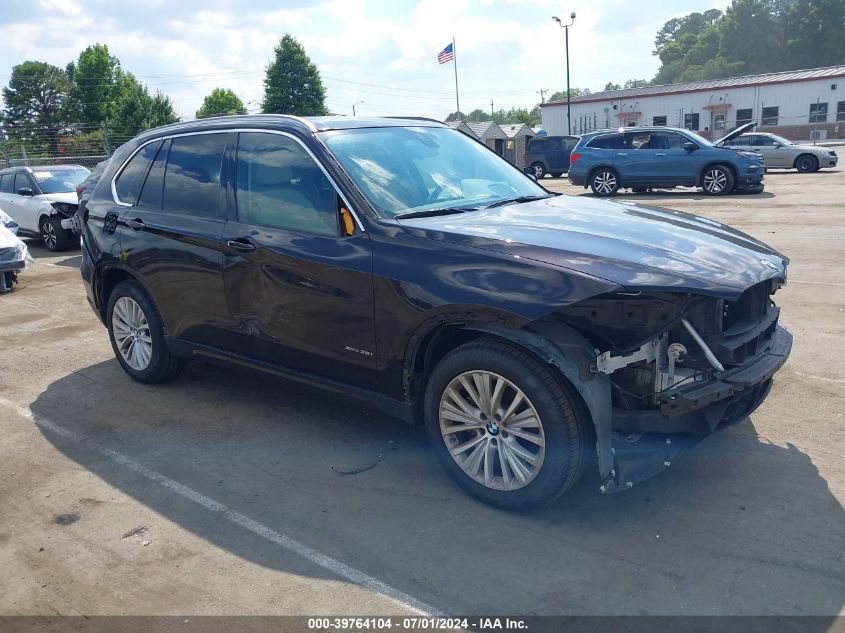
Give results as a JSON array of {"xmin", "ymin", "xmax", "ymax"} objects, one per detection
[
  {"xmin": 722, "ymin": 133, "xmax": 838, "ymax": 172},
  {"xmin": 0, "ymin": 165, "xmax": 89, "ymax": 251}
]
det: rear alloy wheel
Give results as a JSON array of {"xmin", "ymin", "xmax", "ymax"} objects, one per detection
[
  {"xmin": 40, "ymin": 216, "xmax": 69, "ymax": 252},
  {"xmin": 590, "ymin": 168, "xmax": 619, "ymax": 196},
  {"xmin": 795, "ymin": 154, "xmax": 818, "ymax": 173},
  {"xmin": 424, "ymin": 339, "xmax": 588, "ymax": 510},
  {"xmin": 107, "ymin": 280, "xmax": 184, "ymax": 383},
  {"xmin": 530, "ymin": 162, "xmax": 546, "ymax": 179},
  {"xmin": 701, "ymin": 165, "xmax": 734, "ymax": 196}
]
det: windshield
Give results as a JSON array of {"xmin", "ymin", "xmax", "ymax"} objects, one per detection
[
  {"xmin": 320, "ymin": 126, "xmax": 546, "ymax": 218},
  {"xmin": 31, "ymin": 168, "xmax": 90, "ymax": 194}
]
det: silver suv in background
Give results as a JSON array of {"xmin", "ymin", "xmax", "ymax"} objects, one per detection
[{"xmin": 721, "ymin": 133, "xmax": 838, "ymax": 172}]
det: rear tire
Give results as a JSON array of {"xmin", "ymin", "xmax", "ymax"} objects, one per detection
[
  {"xmin": 106, "ymin": 280, "xmax": 185, "ymax": 383},
  {"xmin": 530, "ymin": 162, "xmax": 546, "ymax": 179},
  {"xmin": 701, "ymin": 165, "xmax": 734, "ymax": 195},
  {"xmin": 795, "ymin": 154, "xmax": 818, "ymax": 173},
  {"xmin": 590, "ymin": 168, "xmax": 620, "ymax": 196},
  {"xmin": 40, "ymin": 216, "xmax": 69, "ymax": 252},
  {"xmin": 424, "ymin": 339, "xmax": 589, "ymax": 510}
]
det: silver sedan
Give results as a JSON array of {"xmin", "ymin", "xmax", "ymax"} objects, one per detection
[{"xmin": 725, "ymin": 133, "xmax": 838, "ymax": 172}]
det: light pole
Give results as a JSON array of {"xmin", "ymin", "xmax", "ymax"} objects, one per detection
[
  {"xmin": 353, "ymin": 100, "xmax": 364, "ymax": 116},
  {"xmin": 552, "ymin": 12, "xmax": 576, "ymax": 135}
]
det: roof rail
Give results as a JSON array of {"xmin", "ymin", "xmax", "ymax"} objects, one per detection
[{"xmin": 383, "ymin": 116, "xmax": 446, "ymax": 125}]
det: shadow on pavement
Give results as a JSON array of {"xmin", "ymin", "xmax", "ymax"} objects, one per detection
[{"xmin": 29, "ymin": 358, "xmax": 845, "ymax": 618}]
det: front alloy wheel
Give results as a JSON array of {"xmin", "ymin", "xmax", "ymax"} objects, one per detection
[
  {"xmin": 531, "ymin": 162, "xmax": 546, "ymax": 179},
  {"xmin": 701, "ymin": 166, "xmax": 734, "ymax": 195},
  {"xmin": 39, "ymin": 217, "xmax": 69, "ymax": 252},
  {"xmin": 439, "ymin": 370, "xmax": 545, "ymax": 491},
  {"xmin": 424, "ymin": 339, "xmax": 588, "ymax": 510},
  {"xmin": 590, "ymin": 169, "xmax": 619, "ymax": 196}
]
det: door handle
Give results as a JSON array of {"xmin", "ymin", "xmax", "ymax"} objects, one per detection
[
  {"xmin": 125, "ymin": 218, "xmax": 145, "ymax": 230},
  {"xmin": 226, "ymin": 238, "xmax": 257, "ymax": 252},
  {"xmin": 617, "ymin": 152, "xmax": 628, "ymax": 156}
]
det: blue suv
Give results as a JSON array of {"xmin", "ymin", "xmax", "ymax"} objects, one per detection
[{"xmin": 568, "ymin": 123, "xmax": 764, "ymax": 196}]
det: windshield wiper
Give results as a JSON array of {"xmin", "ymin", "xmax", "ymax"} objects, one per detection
[
  {"xmin": 484, "ymin": 194, "xmax": 554, "ymax": 209},
  {"xmin": 395, "ymin": 206, "xmax": 482, "ymax": 220}
]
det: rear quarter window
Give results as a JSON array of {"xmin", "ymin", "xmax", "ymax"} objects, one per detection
[{"xmin": 115, "ymin": 141, "xmax": 161, "ymax": 204}]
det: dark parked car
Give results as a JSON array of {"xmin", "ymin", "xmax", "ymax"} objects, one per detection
[
  {"xmin": 524, "ymin": 135, "xmax": 579, "ymax": 179},
  {"xmin": 71, "ymin": 160, "xmax": 109, "ymax": 235},
  {"xmin": 568, "ymin": 123, "xmax": 765, "ymax": 196},
  {"xmin": 80, "ymin": 115, "xmax": 791, "ymax": 509}
]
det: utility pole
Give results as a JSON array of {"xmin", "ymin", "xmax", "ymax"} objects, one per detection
[
  {"xmin": 537, "ymin": 89, "xmax": 548, "ymax": 103},
  {"xmin": 490, "ymin": 100, "xmax": 494, "ymax": 118}
]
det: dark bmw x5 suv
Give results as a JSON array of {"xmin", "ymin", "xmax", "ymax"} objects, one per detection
[{"xmin": 80, "ymin": 115, "xmax": 792, "ymax": 509}]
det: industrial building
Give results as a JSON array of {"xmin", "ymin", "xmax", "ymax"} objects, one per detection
[{"xmin": 540, "ymin": 65, "xmax": 845, "ymax": 141}]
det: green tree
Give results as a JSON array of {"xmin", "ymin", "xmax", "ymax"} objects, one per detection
[
  {"xmin": 262, "ymin": 34, "xmax": 327, "ymax": 116},
  {"xmin": 445, "ymin": 110, "xmax": 466, "ymax": 122},
  {"xmin": 196, "ymin": 88, "xmax": 247, "ymax": 118},
  {"xmin": 782, "ymin": 0, "xmax": 845, "ymax": 69},
  {"xmin": 603, "ymin": 81, "xmax": 621, "ymax": 91},
  {"xmin": 2, "ymin": 61, "xmax": 73, "ymax": 153},
  {"xmin": 548, "ymin": 87, "xmax": 590, "ymax": 102},
  {"xmin": 69, "ymin": 43, "xmax": 123, "ymax": 125},
  {"xmin": 108, "ymin": 74, "xmax": 178, "ymax": 140},
  {"xmin": 623, "ymin": 78, "xmax": 650, "ymax": 89},
  {"xmin": 465, "ymin": 109, "xmax": 490, "ymax": 122}
]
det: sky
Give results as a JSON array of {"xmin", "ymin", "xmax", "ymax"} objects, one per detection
[{"xmin": 0, "ymin": 0, "xmax": 721, "ymax": 121}]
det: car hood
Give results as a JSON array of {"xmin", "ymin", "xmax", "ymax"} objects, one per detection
[
  {"xmin": 38, "ymin": 192, "xmax": 78, "ymax": 205},
  {"xmin": 397, "ymin": 195, "xmax": 789, "ymax": 299},
  {"xmin": 714, "ymin": 121, "xmax": 757, "ymax": 146}
]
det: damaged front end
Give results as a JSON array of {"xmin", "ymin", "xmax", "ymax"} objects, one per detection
[
  {"xmin": 553, "ymin": 279, "xmax": 792, "ymax": 492},
  {"xmin": 49, "ymin": 201, "xmax": 82, "ymax": 235}
]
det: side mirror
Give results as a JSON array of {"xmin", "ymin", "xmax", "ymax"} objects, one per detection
[
  {"xmin": 16, "ymin": 187, "xmax": 33, "ymax": 196},
  {"xmin": 683, "ymin": 142, "xmax": 698, "ymax": 153},
  {"xmin": 773, "ymin": 142, "xmax": 782, "ymax": 148}
]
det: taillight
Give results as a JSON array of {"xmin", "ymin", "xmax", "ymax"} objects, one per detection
[
  {"xmin": 523, "ymin": 154, "xmax": 528, "ymax": 163},
  {"xmin": 569, "ymin": 152, "xmax": 581, "ymax": 164},
  {"xmin": 76, "ymin": 185, "xmax": 83, "ymax": 200}
]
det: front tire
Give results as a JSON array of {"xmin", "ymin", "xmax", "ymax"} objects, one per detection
[
  {"xmin": 530, "ymin": 162, "xmax": 546, "ymax": 179},
  {"xmin": 795, "ymin": 154, "xmax": 818, "ymax": 173},
  {"xmin": 424, "ymin": 339, "xmax": 588, "ymax": 510},
  {"xmin": 107, "ymin": 280, "xmax": 185, "ymax": 383},
  {"xmin": 40, "ymin": 216, "xmax": 69, "ymax": 252},
  {"xmin": 701, "ymin": 165, "xmax": 734, "ymax": 195},
  {"xmin": 590, "ymin": 168, "xmax": 620, "ymax": 196}
]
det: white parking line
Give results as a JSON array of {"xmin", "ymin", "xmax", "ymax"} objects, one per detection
[{"xmin": 0, "ymin": 396, "xmax": 440, "ymax": 617}]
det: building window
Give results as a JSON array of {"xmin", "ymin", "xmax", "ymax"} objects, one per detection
[
  {"xmin": 713, "ymin": 114, "xmax": 726, "ymax": 131},
  {"xmin": 809, "ymin": 102, "xmax": 828, "ymax": 123},
  {"xmin": 838, "ymin": 101, "xmax": 845, "ymax": 122},
  {"xmin": 652, "ymin": 116, "xmax": 667, "ymax": 126},
  {"xmin": 684, "ymin": 113, "xmax": 699, "ymax": 131},
  {"xmin": 761, "ymin": 106, "xmax": 779, "ymax": 126},
  {"xmin": 736, "ymin": 108, "xmax": 753, "ymax": 126}
]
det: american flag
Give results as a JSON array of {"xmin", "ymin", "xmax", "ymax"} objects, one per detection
[{"xmin": 437, "ymin": 42, "xmax": 454, "ymax": 64}]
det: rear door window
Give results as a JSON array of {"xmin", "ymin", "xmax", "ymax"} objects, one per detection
[
  {"xmin": 115, "ymin": 141, "xmax": 161, "ymax": 204},
  {"xmin": 162, "ymin": 134, "xmax": 227, "ymax": 218},
  {"xmin": 0, "ymin": 174, "xmax": 13, "ymax": 193},
  {"xmin": 235, "ymin": 132, "xmax": 339, "ymax": 236},
  {"xmin": 587, "ymin": 134, "xmax": 623, "ymax": 149}
]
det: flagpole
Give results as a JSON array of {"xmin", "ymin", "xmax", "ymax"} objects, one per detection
[{"xmin": 452, "ymin": 36, "xmax": 460, "ymax": 116}]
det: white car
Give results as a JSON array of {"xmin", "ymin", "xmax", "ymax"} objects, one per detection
[{"xmin": 0, "ymin": 165, "xmax": 90, "ymax": 251}]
